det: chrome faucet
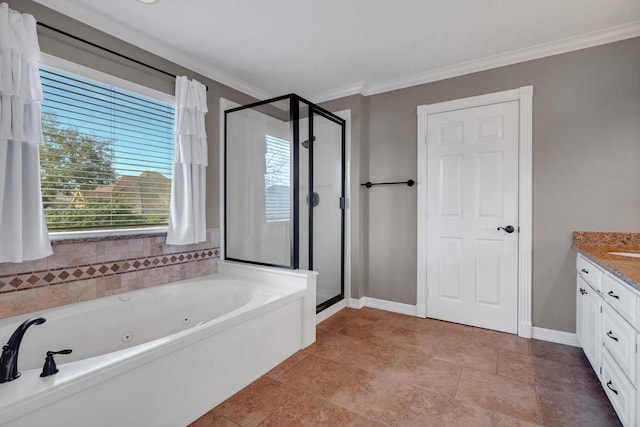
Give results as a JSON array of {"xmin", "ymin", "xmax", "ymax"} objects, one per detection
[{"xmin": 0, "ymin": 317, "xmax": 46, "ymax": 383}]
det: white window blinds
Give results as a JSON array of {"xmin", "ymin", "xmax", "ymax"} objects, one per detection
[
  {"xmin": 39, "ymin": 66, "xmax": 175, "ymax": 231},
  {"xmin": 264, "ymin": 135, "xmax": 291, "ymax": 222}
]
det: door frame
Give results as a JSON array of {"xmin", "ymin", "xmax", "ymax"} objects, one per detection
[{"xmin": 416, "ymin": 86, "xmax": 533, "ymax": 338}]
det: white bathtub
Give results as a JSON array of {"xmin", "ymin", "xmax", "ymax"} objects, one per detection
[{"xmin": 0, "ymin": 261, "xmax": 317, "ymax": 427}]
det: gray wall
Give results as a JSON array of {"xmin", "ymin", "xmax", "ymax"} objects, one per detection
[
  {"xmin": 8, "ymin": 1, "xmax": 640, "ymax": 332},
  {"xmin": 349, "ymin": 37, "xmax": 640, "ymax": 332},
  {"xmin": 319, "ymin": 95, "xmax": 369, "ymax": 299},
  {"xmin": 7, "ymin": 0, "xmax": 257, "ymax": 231}
]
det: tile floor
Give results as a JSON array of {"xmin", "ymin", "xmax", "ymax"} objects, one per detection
[{"xmin": 190, "ymin": 307, "xmax": 621, "ymax": 427}]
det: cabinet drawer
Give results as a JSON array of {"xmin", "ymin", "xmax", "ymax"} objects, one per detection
[
  {"xmin": 603, "ymin": 274, "xmax": 638, "ymax": 325},
  {"xmin": 602, "ymin": 350, "xmax": 635, "ymax": 427},
  {"xmin": 602, "ymin": 304, "xmax": 637, "ymax": 384},
  {"xmin": 577, "ymin": 254, "xmax": 603, "ymax": 292}
]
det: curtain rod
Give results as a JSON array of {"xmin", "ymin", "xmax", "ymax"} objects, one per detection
[{"xmin": 36, "ymin": 22, "xmax": 209, "ymax": 91}]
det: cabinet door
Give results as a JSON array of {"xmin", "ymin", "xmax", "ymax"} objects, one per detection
[
  {"xmin": 585, "ymin": 284, "xmax": 602, "ymax": 377},
  {"xmin": 577, "ymin": 276, "xmax": 588, "ymax": 347}
]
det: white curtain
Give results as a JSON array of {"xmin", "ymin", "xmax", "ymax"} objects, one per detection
[
  {"xmin": 0, "ymin": 3, "xmax": 52, "ymax": 263},
  {"xmin": 166, "ymin": 76, "xmax": 208, "ymax": 245}
]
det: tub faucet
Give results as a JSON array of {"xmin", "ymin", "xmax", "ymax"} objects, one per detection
[{"xmin": 0, "ymin": 317, "xmax": 46, "ymax": 383}]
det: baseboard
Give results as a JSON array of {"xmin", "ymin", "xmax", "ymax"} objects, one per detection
[
  {"xmin": 518, "ymin": 322, "xmax": 532, "ymax": 339},
  {"xmin": 348, "ymin": 298, "xmax": 364, "ymax": 309},
  {"xmin": 316, "ymin": 299, "xmax": 346, "ymax": 324},
  {"xmin": 532, "ymin": 326, "xmax": 580, "ymax": 347},
  {"xmin": 349, "ymin": 297, "xmax": 417, "ymax": 316}
]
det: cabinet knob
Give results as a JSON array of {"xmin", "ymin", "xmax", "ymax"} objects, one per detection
[
  {"xmin": 607, "ymin": 290, "xmax": 620, "ymax": 300},
  {"xmin": 606, "ymin": 380, "xmax": 619, "ymax": 395},
  {"xmin": 579, "ymin": 288, "xmax": 587, "ymax": 295},
  {"xmin": 580, "ymin": 268, "xmax": 589, "ymax": 274}
]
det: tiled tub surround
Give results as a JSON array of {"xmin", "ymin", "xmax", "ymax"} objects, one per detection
[
  {"xmin": 573, "ymin": 231, "xmax": 640, "ymax": 289},
  {"xmin": 0, "ymin": 230, "xmax": 220, "ymax": 319}
]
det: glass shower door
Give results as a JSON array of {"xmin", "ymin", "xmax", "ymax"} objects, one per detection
[{"xmin": 311, "ymin": 109, "xmax": 344, "ymax": 310}]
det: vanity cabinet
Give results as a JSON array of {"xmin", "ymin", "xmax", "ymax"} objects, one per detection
[
  {"xmin": 576, "ymin": 254, "xmax": 639, "ymax": 426},
  {"xmin": 577, "ymin": 274, "xmax": 602, "ymax": 375}
]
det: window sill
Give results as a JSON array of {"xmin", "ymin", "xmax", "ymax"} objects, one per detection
[{"xmin": 49, "ymin": 227, "xmax": 168, "ymax": 245}]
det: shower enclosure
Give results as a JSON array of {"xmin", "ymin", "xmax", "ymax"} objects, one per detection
[{"xmin": 224, "ymin": 94, "xmax": 345, "ymax": 313}]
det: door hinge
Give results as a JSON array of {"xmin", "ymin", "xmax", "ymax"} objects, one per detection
[
  {"xmin": 339, "ymin": 197, "xmax": 346, "ymax": 210},
  {"xmin": 599, "ymin": 366, "xmax": 602, "ymax": 375},
  {"xmin": 425, "ymin": 211, "xmax": 429, "ymax": 222}
]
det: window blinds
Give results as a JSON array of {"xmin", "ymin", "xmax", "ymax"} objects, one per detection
[
  {"xmin": 39, "ymin": 66, "xmax": 175, "ymax": 231},
  {"xmin": 264, "ymin": 135, "xmax": 291, "ymax": 222}
]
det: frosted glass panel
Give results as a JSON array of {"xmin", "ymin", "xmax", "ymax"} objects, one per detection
[
  {"xmin": 225, "ymin": 101, "xmax": 293, "ymax": 267},
  {"xmin": 224, "ymin": 96, "xmax": 345, "ymax": 312},
  {"xmin": 312, "ymin": 112, "xmax": 343, "ymax": 306}
]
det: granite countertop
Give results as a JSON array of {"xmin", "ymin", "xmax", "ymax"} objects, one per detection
[{"xmin": 573, "ymin": 231, "xmax": 640, "ymax": 291}]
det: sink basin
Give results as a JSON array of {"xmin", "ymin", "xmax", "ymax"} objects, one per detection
[{"xmin": 608, "ymin": 252, "xmax": 640, "ymax": 258}]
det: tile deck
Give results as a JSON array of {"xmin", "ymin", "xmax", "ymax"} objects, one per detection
[{"xmin": 190, "ymin": 307, "xmax": 621, "ymax": 427}]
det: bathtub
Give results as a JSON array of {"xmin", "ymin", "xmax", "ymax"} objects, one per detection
[{"xmin": 0, "ymin": 261, "xmax": 317, "ymax": 427}]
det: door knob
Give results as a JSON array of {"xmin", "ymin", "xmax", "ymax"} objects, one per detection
[{"xmin": 497, "ymin": 225, "xmax": 515, "ymax": 233}]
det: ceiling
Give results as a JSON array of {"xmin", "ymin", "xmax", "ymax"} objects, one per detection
[{"xmin": 33, "ymin": 0, "xmax": 640, "ymax": 102}]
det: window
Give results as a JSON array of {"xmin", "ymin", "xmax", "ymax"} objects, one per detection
[
  {"xmin": 264, "ymin": 135, "xmax": 291, "ymax": 222},
  {"xmin": 39, "ymin": 62, "xmax": 175, "ymax": 233}
]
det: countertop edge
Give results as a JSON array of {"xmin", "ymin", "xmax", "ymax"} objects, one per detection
[{"xmin": 573, "ymin": 245, "xmax": 640, "ymax": 293}]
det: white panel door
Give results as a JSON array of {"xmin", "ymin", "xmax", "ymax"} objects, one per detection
[{"xmin": 426, "ymin": 101, "xmax": 519, "ymax": 333}]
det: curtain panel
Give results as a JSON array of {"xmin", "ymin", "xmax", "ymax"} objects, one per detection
[
  {"xmin": 166, "ymin": 76, "xmax": 208, "ymax": 245},
  {"xmin": 0, "ymin": 3, "xmax": 52, "ymax": 262}
]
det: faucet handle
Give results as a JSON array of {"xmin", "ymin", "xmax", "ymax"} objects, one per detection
[
  {"xmin": 47, "ymin": 349, "xmax": 72, "ymax": 356},
  {"xmin": 40, "ymin": 349, "xmax": 72, "ymax": 378}
]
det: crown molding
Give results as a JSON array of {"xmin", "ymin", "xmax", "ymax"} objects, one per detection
[
  {"xmin": 33, "ymin": 1, "xmax": 274, "ymax": 101},
  {"xmin": 307, "ymin": 82, "xmax": 367, "ymax": 104},
  {"xmin": 32, "ymin": 0, "xmax": 640, "ymax": 103},
  {"xmin": 365, "ymin": 21, "xmax": 640, "ymax": 97}
]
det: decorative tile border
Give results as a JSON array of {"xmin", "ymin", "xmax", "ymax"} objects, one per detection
[{"xmin": 0, "ymin": 247, "xmax": 220, "ymax": 294}]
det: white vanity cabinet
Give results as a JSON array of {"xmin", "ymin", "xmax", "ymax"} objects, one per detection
[
  {"xmin": 577, "ymin": 274, "xmax": 602, "ymax": 375},
  {"xmin": 576, "ymin": 253, "xmax": 639, "ymax": 427}
]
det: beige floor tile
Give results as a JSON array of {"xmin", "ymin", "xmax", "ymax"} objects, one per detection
[
  {"xmin": 529, "ymin": 339, "xmax": 589, "ymax": 366},
  {"xmin": 337, "ymin": 336, "xmax": 405, "ymax": 374},
  {"xmin": 536, "ymin": 384, "xmax": 622, "ymax": 427},
  {"xmin": 434, "ymin": 338, "xmax": 498, "ymax": 374},
  {"xmin": 265, "ymin": 351, "xmax": 308, "ymax": 379},
  {"xmin": 214, "ymin": 377, "xmax": 297, "ymax": 427},
  {"xmin": 306, "ymin": 329, "xmax": 352, "ymax": 360},
  {"xmin": 377, "ymin": 311, "xmax": 425, "ymax": 332},
  {"xmin": 420, "ymin": 318, "xmax": 474, "ymax": 340},
  {"xmin": 388, "ymin": 352, "xmax": 462, "ymax": 397},
  {"xmin": 340, "ymin": 318, "xmax": 396, "ymax": 341},
  {"xmin": 492, "ymin": 412, "xmax": 544, "ymax": 427},
  {"xmin": 382, "ymin": 328, "xmax": 442, "ymax": 358},
  {"xmin": 278, "ymin": 353, "xmax": 356, "ymax": 399},
  {"xmin": 497, "ymin": 349, "xmax": 537, "ymax": 384},
  {"xmin": 471, "ymin": 327, "xmax": 531, "ymax": 355},
  {"xmin": 330, "ymin": 369, "xmax": 415, "ymax": 425},
  {"xmin": 258, "ymin": 391, "xmax": 359, "ymax": 427},
  {"xmin": 402, "ymin": 388, "xmax": 494, "ymax": 427},
  {"xmin": 188, "ymin": 411, "xmax": 240, "ymax": 427},
  {"xmin": 456, "ymin": 368, "xmax": 540, "ymax": 424},
  {"xmin": 190, "ymin": 308, "xmax": 622, "ymax": 427}
]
